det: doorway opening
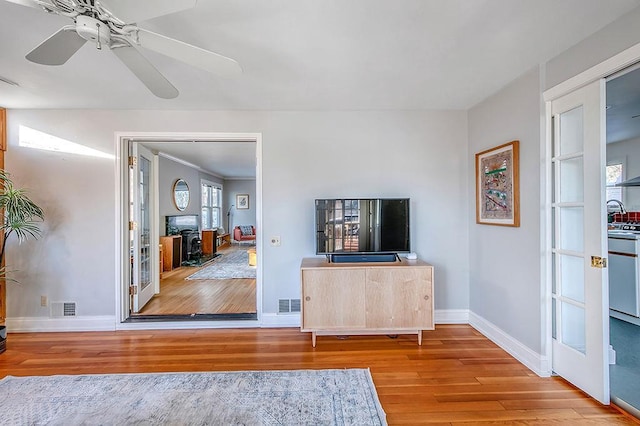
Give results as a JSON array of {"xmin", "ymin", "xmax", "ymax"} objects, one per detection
[
  {"xmin": 116, "ymin": 132, "xmax": 262, "ymax": 327},
  {"xmin": 605, "ymin": 64, "xmax": 640, "ymax": 414}
]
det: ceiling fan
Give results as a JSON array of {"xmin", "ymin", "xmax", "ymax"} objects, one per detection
[{"xmin": 6, "ymin": 0, "xmax": 242, "ymax": 98}]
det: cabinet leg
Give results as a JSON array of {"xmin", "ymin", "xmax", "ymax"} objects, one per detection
[
  {"xmin": 312, "ymin": 332, "xmax": 317, "ymax": 348},
  {"xmin": 418, "ymin": 330, "xmax": 422, "ymax": 346}
]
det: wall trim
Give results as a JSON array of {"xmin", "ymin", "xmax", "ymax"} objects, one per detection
[
  {"xmin": 7, "ymin": 309, "xmax": 472, "ymax": 332},
  {"xmin": 260, "ymin": 313, "xmax": 301, "ymax": 328},
  {"xmin": 6, "ymin": 316, "xmax": 117, "ymax": 332},
  {"xmin": 259, "ymin": 310, "xmax": 471, "ymax": 328},
  {"xmin": 469, "ymin": 311, "xmax": 551, "ymax": 377},
  {"xmin": 434, "ymin": 309, "xmax": 469, "ymax": 324},
  {"xmin": 544, "ymin": 41, "xmax": 640, "ymax": 101}
]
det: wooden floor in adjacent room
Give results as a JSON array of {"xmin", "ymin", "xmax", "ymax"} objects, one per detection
[
  {"xmin": 137, "ymin": 266, "xmax": 256, "ymax": 315},
  {"xmin": 0, "ymin": 325, "xmax": 637, "ymax": 425},
  {"xmin": 136, "ymin": 246, "xmax": 256, "ymax": 316}
]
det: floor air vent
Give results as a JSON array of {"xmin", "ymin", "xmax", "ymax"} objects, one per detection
[
  {"xmin": 278, "ymin": 299, "xmax": 301, "ymax": 313},
  {"xmin": 51, "ymin": 302, "xmax": 77, "ymax": 317}
]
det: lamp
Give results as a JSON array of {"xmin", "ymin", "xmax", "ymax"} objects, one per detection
[{"xmin": 226, "ymin": 204, "xmax": 234, "ymax": 233}]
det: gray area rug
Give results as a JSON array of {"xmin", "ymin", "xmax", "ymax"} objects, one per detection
[
  {"xmin": 0, "ymin": 369, "xmax": 386, "ymax": 425},
  {"xmin": 186, "ymin": 247, "xmax": 256, "ymax": 280}
]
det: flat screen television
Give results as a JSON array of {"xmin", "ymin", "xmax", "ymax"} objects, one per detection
[
  {"xmin": 315, "ymin": 198, "xmax": 410, "ymax": 257},
  {"xmin": 166, "ymin": 214, "xmax": 199, "ymax": 235}
]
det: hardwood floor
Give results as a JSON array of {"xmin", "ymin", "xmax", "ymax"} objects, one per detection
[
  {"xmin": 137, "ymin": 247, "xmax": 256, "ymax": 315},
  {"xmin": 0, "ymin": 325, "xmax": 637, "ymax": 424}
]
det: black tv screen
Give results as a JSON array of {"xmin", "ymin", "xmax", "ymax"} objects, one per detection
[
  {"xmin": 166, "ymin": 214, "xmax": 199, "ymax": 235},
  {"xmin": 315, "ymin": 198, "xmax": 410, "ymax": 254}
]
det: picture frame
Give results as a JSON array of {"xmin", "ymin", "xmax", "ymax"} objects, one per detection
[
  {"xmin": 475, "ymin": 140, "xmax": 520, "ymax": 227},
  {"xmin": 236, "ymin": 194, "xmax": 249, "ymax": 210}
]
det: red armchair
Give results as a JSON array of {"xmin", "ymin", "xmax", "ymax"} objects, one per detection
[{"xmin": 233, "ymin": 226, "xmax": 256, "ymax": 244}]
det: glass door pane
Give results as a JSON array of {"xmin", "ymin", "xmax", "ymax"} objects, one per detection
[
  {"xmin": 552, "ymin": 106, "xmax": 587, "ymax": 353},
  {"xmin": 139, "ymin": 156, "xmax": 151, "ymax": 292}
]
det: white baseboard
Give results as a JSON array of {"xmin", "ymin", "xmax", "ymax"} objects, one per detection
[
  {"xmin": 435, "ymin": 309, "xmax": 469, "ymax": 324},
  {"xmin": 469, "ymin": 311, "xmax": 550, "ymax": 377},
  {"xmin": 259, "ymin": 310, "xmax": 470, "ymax": 328},
  {"xmin": 6, "ymin": 310, "xmax": 471, "ymax": 332},
  {"xmin": 6, "ymin": 316, "xmax": 117, "ymax": 332},
  {"xmin": 260, "ymin": 313, "xmax": 300, "ymax": 328}
]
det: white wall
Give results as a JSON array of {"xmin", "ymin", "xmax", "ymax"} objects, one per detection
[
  {"xmin": 224, "ymin": 179, "xmax": 257, "ymax": 233},
  {"xmin": 157, "ymin": 155, "xmax": 222, "ymax": 235},
  {"xmin": 545, "ymin": 6, "xmax": 640, "ymax": 90},
  {"xmin": 462, "ymin": 4, "xmax": 640, "ymax": 372},
  {"xmin": 467, "ymin": 67, "xmax": 543, "ymax": 353},
  {"xmin": 5, "ymin": 109, "xmax": 469, "ymax": 320}
]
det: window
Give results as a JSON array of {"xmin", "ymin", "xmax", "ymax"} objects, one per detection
[
  {"xmin": 201, "ymin": 181, "xmax": 222, "ymax": 230},
  {"xmin": 606, "ymin": 163, "xmax": 623, "ymax": 205}
]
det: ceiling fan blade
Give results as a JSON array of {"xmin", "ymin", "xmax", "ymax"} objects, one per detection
[
  {"xmin": 99, "ymin": 0, "xmax": 197, "ymax": 23},
  {"xmin": 26, "ymin": 26, "xmax": 86, "ymax": 65},
  {"xmin": 136, "ymin": 28, "xmax": 242, "ymax": 77},
  {"xmin": 112, "ymin": 45, "xmax": 178, "ymax": 99},
  {"xmin": 4, "ymin": 0, "xmax": 43, "ymax": 9}
]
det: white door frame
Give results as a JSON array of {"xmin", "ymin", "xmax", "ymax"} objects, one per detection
[
  {"xmin": 114, "ymin": 131, "xmax": 263, "ymax": 330},
  {"xmin": 543, "ymin": 43, "xmax": 640, "ymax": 381}
]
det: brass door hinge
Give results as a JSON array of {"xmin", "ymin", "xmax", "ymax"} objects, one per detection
[
  {"xmin": 129, "ymin": 221, "xmax": 137, "ymax": 231},
  {"xmin": 129, "ymin": 286, "xmax": 138, "ymax": 295},
  {"xmin": 591, "ymin": 256, "xmax": 607, "ymax": 268},
  {"xmin": 128, "ymin": 156, "xmax": 137, "ymax": 167}
]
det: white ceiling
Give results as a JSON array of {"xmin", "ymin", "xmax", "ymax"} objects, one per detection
[
  {"xmin": 2, "ymin": 0, "xmax": 640, "ymax": 175},
  {"xmin": 140, "ymin": 140, "xmax": 256, "ymax": 179},
  {"xmin": 2, "ymin": 0, "xmax": 639, "ymax": 111}
]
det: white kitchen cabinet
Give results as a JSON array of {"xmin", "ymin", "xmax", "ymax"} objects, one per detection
[{"xmin": 608, "ymin": 234, "xmax": 640, "ymax": 319}]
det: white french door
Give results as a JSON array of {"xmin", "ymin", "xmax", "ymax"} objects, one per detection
[
  {"xmin": 549, "ymin": 79, "xmax": 610, "ymax": 404},
  {"xmin": 131, "ymin": 143, "xmax": 157, "ymax": 312}
]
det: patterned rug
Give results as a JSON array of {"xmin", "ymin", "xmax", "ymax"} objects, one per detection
[
  {"xmin": 0, "ymin": 369, "xmax": 387, "ymax": 425},
  {"xmin": 186, "ymin": 247, "xmax": 256, "ymax": 280}
]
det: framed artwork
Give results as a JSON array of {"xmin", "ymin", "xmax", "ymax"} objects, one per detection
[
  {"xmin": 475, "ymin": 140, "xmax": 520, "ymax": 227},
  {"xmin": 236, "ymin": 194, "xmax": 249, "ymax": 210}
]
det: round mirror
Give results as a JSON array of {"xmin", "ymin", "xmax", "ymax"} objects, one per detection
[{"xmin": 173, "ymin": 179, "xmax": 190, "ymax": 211}]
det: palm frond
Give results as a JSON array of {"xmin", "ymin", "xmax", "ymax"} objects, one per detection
[
  {"xmin": 0, "ymin": 171, "xmax": 45, "ymax": 271},
  {"xmin": 0, "ymin": 183, "xmax": 45, "ymax": 222},
  {"xmin": 0, "ymin": 266, "xmax": 18, "ymax": 283}
]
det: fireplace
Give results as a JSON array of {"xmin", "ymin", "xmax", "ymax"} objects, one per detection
[{"xmin": 181, "ymin": 229, "xmax": 202, "ymax": 262}]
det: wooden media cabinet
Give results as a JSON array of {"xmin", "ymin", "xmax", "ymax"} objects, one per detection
[{"xmin": 300, "ymin": 257, "xmax": 434, "ymax": 347}]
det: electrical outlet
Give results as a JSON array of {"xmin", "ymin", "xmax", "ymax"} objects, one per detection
[
  {"xmin": 270, "ymin": 236, "xmax": 281, "ymax": 247},
  {"xmin": 40, "ymin": 295, "xmax": 47, "ymax": 307}
]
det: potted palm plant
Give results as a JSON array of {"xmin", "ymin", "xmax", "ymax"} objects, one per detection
[{"xmin": 0, "ymin": 169, "xmax": 44, "ymax": 354}]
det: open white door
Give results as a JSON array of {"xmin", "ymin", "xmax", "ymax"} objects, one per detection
[
  {"xmin": 549, "ymin": 79, "xmax": 610, "ymax": 404},
  {"xmin": 131, "ymin": 143, "xmax": 156, "ymax": 312}
]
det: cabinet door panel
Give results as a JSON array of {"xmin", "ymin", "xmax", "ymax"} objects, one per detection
[
  {"xmin": 302, "ymin": 269, "xmax": 366, "ymax": 329},
  {"xmin": 365, "ymin": 267, "xmax": 433, "ymax": 329}
]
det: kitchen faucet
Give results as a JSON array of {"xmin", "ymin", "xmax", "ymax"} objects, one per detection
[
  {"xmin": 607, "ymin": 199, "xmax": 626, "ymax": 223},
  {"xmin": 607, "ymin": 199, "xmax": 626, "ymax": 214}
]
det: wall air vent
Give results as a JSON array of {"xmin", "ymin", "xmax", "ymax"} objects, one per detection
[
  {"xmin": 290, "ymin": 299, "xmax": 301, "ymax": 312},
  {"xmin": 50, "ymin": 302, "xmax": 77, "ymax": 317},
  {"xmin": 278, "ymin": 299, "xmax": 301, "ymax": 313}
]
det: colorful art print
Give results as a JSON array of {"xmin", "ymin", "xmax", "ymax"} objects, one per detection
[{"xmin": 475, "ymin": 140, "xmax": 520, "ymax": 227}]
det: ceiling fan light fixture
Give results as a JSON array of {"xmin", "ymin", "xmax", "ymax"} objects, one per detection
[{"xmin": 75, "ymin": 16, "xmax": 111, "ymax": 48}]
